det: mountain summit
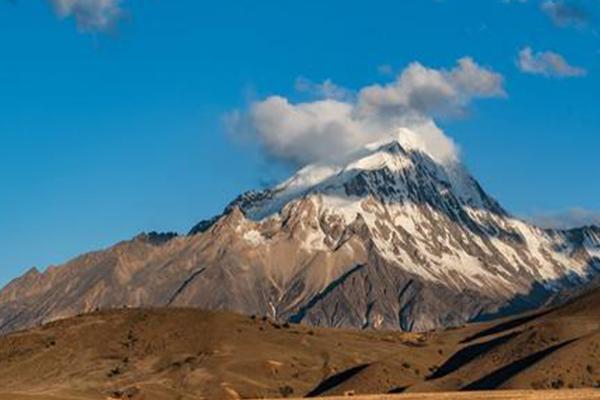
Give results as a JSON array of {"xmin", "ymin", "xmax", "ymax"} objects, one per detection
[{"xmin": 1, "ymin": 131, "xmax": 599, "ymax": 333}]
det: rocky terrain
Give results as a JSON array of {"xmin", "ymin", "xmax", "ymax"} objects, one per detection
[
  {"xmin": 1, "ymin": 132, "xmax": 599, "ymax": 333},
  {"xmin": 0, "ymin": 285, "xmax": 597, "ymax": 399}
]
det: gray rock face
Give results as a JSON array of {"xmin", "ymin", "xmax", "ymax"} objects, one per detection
[{"xmin": 1, "ymin": 139, "xmax": 599, "ymax": 333}]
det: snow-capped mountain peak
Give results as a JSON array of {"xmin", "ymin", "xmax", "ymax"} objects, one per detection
[
  {"xmin": 229, "ymin": 129, "xmax": 504, "ymax": 221},
  {"xmin": 2, "ymin": 129, "xmax": 598, "ymax": 335}
]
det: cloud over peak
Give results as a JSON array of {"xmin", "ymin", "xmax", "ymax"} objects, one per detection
[
  {"xmin": 50, "ymin": 0, "xmax": 123, "ymax": 33},
  {"xmin": 517, "ymin": 47, "xmax": 587, "ymax": 78},
  {"xmin": 227, "ymin": 58, "xmax": 505, "ymax": 167}
]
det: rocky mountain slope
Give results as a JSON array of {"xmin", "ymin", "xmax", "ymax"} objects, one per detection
[
  {"xmin": 0, "ymin": 286, "xmax": 597, "ymax": 399},
  {"xmin": 1, "ymin": 130, "xmax": 599, "ymax": 333}
]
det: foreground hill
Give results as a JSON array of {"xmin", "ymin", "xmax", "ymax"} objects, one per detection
[
  {"xmin": 1, "ymin": 132, "xmax": 599, "ymax": 334},
  {"xmin": 0, "ymin": 287, "xmax": 598, "ymax": 400}
]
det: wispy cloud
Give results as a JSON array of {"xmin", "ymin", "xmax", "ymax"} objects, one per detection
[
  {"xmin": 528, "ymin": 208, "xmax": 600, "ymax": 229},
  {"xmin": 517, "ymin": 47, "xmax": 587, "ymax": 77},
  {"xmin": 226, "ymin": 58, "xmax": 505, "ymax": 167},
  {"xmin": 294, "ymin": 77, "xmax": 353, "ymax": 101},
  {"xmin": 541, "ymin": 0, "xmax": 590, "ymax": 28},
  {"xmin": 377, "ymin": 64, "xmax": 394, "ymax": 76},
  {"xmin": 49, "ymin": 0, "xmax": 124, "ymax": 33}
]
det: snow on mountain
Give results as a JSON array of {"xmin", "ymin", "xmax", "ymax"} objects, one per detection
[
  {"xmin": 1, "ymin": 129, "xmax": 599, "ymax": 333},
  {"xmin": 218, "ymin": 129, "xmax": 594, "ymax": 291}
]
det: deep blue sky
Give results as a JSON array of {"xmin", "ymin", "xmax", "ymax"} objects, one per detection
[{"xmin": 1, "ymin": 0, "xmax": 599, "ymax": 286}]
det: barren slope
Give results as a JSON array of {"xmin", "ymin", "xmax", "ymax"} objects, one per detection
[{"xmin": 0, "ymin": 287, "xmax": 597, "ymax": 399}]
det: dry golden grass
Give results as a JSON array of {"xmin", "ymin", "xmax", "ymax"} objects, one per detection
[
  {"xmin": 2, "ymin": 389, "xmax": 599, "ymax": 400},
  {"xmin": 275, "ymin": 390, "xmax": 600, "ymax": 400},
  {"xmin": 0, "ymin": 287, "xmax": 597, "ymax": 400}
]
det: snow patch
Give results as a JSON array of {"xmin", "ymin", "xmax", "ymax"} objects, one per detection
[{"xmin": 243, "ymin": 230, "xmax": 265, "ymax": 246}]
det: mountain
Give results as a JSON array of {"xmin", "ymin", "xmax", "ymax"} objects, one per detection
[
  {"xmin": 1, "ymin": 130, "xmax": 599, "ymax": 333},
  {"xmin": 0, "ymin": 286, "xmax": 597, "ymax": 399}
]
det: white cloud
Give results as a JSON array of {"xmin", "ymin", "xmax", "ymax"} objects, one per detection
[
  {"xmin": 517, "ymin": 47, "xmax": 587, "ymax": 77},
  {"xmin": 50, "ymin": 0, "xmax": 123, "ymax": 33},
  {"xmin": 226, "ymin": 58, "xmax": 505, "ymax": 167},
  {"xmin": 357, "ymin": 57, "xmax": 505, "ymax": 119},
  {"xmin": 528, "ymin": 208, "xmax": 600, "ymax": 229},
  {"xmin": 541, "ymin": 0, "xmax": 589, "ymax": 28}
]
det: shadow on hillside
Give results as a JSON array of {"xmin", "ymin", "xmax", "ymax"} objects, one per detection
[
  {"xmin": 388, "ymin": 386, "xmax": 408, "ymax": 393},
  {"xmin": 306, "ymin": 363, "xmax": 370, "ymax": 397},
  {"xmin": 289, "ymin": 265, "xmax": 365, "ymax": 324},
  {"xmin": 462, "ymin": 309, "xmax": 552, "ymax": 344},
  {"xmin": 427, "ymin": 331, "xmax": 521, "ymax": 380},
  {"xmin": 461, "ymin": 339, "xmax": 577, "ymax": 390}
]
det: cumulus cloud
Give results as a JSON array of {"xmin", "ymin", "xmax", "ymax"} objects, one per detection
[
  {"xmin": 528, "ymin": 208, "xmax": 600, "ymax": 229},
  {"xmin": 517, "ymin": 47, "xmax": 587, "ymax": 77},
  {"xmin": 541, "ymin": 0, "xmax": 589, "ymax": 28},
  {"xmin": 226, "ymin": 57, "xmax": 505, "ymax": 167},
  {"xmin": 358, "ymin": 57, "xmax": 505, "ymax": 119},
  {"xmin": 49, "ymin": 0, "xmax": 123, "ymax": 33}
]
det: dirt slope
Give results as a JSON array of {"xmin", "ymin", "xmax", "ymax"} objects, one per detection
[
  {"xmin": 0, "ymin": 287, "xmax": 597, "ymax": 400},
  {"xmin": 407, "ymin": 288, "xmax": 600, "ymax": 393},
  {"xmin": 0, "ymin": 308, "xmax": 455, "ymax": 400}
]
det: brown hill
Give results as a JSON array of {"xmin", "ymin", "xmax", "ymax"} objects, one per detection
[
  {"xmin": 0, "ymin": 308, "xmax": 447, "ymax": 400},
  {"xmin": 0, "ymin": 287, "xmax": 598, "ymax": 400}
]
